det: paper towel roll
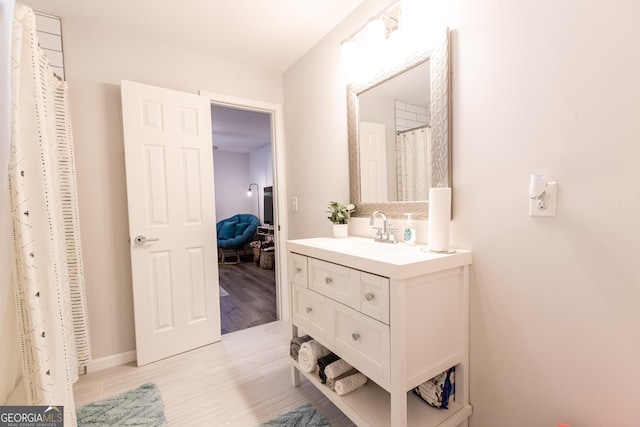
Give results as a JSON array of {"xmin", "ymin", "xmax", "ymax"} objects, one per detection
[{"xmin": 428, "ymin": 188, "xmax": 451, "ymax": 252}]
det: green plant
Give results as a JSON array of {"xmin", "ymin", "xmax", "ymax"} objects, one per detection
[{"xmin": 327, "ymin": 201, "xmax": 355, "ymax": 224}]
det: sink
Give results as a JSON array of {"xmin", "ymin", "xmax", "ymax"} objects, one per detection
[
  {"xmin": 309, "ymin": 237, "xmax": 416, "ymax": 255},
  {"xmin": 287, "ymin": 236, "xmax": 471, "ymax": 280}
]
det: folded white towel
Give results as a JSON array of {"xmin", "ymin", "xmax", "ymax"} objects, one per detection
[
  {"xmin": 324, "ymin": 359, "xmax": 354, "ymax": 380},
  {"xmin": 335, "ymin": 373, "xmax": 367, "ymax": 396},
  {"xmin": 298, "ymin": 340, "xmax": 330, "ymax": 373}
]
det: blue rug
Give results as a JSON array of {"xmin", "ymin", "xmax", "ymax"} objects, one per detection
[
  {"xmin": 77, "ymin": 383, "xmax": 168, "ymax": 427},
  {"xmin": 258, "ymin": 403, "xmax": 330, "ymax": 427}
]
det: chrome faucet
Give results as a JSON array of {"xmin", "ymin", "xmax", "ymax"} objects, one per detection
[{"xmin": 370, "ymin": 210, "xmax": 397, "ymax": 244}]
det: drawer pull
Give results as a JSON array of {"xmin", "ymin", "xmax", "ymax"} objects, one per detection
[
  {"xmin": 296, "ymin": 267, "xmax": 302, "ymax": 274},
  {"xmin": 305, "ymin": 306, "xmax": 313, "ymax": 314},
  {"xmin": 365, "ymin": 292, "xmax": 374, "ymax": 301},
  {"xmin": 351, "ymin": 332, "xmax": 360, "ymax": 341},
  {"xmin": 325, "ymin": 277, "xmax": 333, "ymax": 285}
]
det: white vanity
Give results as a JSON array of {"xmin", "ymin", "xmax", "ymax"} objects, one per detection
[{"xmin": 287, "ymin": 237, "xmax": 472, "ymax": 427}]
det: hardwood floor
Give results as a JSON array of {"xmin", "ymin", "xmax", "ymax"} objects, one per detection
[
  {"xmin": 218, "ymin": 257, "xmax": 277, "ymax": 335},
  {"xmin": 74, "ymin": 321, "xmax": 354, "ymax": 426}
]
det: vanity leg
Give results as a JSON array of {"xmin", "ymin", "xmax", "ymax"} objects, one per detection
[
  {"xmin": 291, "ymin": 364, "xmax": 301, "ymax": 387},
  {"xmin": 390, "ymin": 280, "xmax": 408, "ymax": 426},
  {"xmin": 390, "ymin": 391, "xmax": 407, "ymax": 426},
  {"xmin": 290, "ymin": 324, "xmax": 300, "ymax": 387}
]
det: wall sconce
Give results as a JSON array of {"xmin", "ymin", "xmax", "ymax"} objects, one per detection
[
  {"xmin": 529, "ymin": 174, "xmax": 557, "ymax": 217},
  {"xmin": 247, "ymin": 183, "xmax": 260, "ymax": 221}
]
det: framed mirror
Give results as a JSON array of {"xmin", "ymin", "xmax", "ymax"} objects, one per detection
[{"xmin": 348, "ymin": 29, "xmax": 450, "ymax": 219}]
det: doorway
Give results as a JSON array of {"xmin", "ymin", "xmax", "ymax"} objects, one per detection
[{"xmin": 210, "ymin": 104, "xmax": 277, "ymax": 334}]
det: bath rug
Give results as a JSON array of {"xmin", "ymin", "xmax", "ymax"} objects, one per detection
[
  {"xmin": 77, "ymin": 383, "xmax": 168, "ymax": 426},
  {"xmin": 257, "ymin": 403, "xmax": 330, "ymax": 427}
]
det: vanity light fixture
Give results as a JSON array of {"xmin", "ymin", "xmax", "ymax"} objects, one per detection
[
  {"xmin": 340, "ymin": 2, "xmax": 401, "ymax": 83},
  {"xmin": 364, "ymin": 17, "xmax": 386, "ymax": 47},
  {"xmin": 340, "ymin": 0, "xmax": 449, "ymax": 84},
  {"xmin": 340, "ymin": 38, "xmax": 358, "ymax": 83}
]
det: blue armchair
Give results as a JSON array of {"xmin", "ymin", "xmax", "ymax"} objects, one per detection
[{"xmin": 216, "ymin": 214, "xmax": 259, "ymax": 263}]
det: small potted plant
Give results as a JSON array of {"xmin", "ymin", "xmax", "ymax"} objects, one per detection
[{"xmin": 327, "ymin": 201, "xmax": 355, "ymax": 238}]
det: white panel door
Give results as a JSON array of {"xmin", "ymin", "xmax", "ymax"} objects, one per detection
[
  {"xmin": 121, "ymin": 80, "xmax": 220, "ymax": 366},
  {"xmin": 358, "ymin": 121, "xmax": 388, "ymax": 202}
]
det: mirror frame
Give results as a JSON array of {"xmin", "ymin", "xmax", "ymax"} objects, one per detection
[{"xmin": 348, "ymin": 28, "xmax": 450, "ymax": 220}]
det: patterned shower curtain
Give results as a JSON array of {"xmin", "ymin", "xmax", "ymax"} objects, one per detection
[
  {"xmin": 398, "ymin": 127, "xmax": 432, "ymax": 201},
  {"xmin": 8, "ymin": 4, "xmax": 91, "ymax": 425}
]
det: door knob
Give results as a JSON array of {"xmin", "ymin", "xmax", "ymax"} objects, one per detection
[{"xmin": 134, "ymin": 235, "xmax": 159, "ymax": 246}]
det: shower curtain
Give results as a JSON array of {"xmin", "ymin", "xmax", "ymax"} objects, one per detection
[
  {"xmin": 1, "ymin": 0, "xmax": 19, "ymax": 409},
  {"xmin": 398, "ymin": 127, "xmax": 432, "ymax": 201},
  {"xmin": 3, "ymin": 4, "xmax": 91, "ymax": 426}
]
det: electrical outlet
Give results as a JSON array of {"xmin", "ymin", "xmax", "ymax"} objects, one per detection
[{"xmin": 529, "ymin": 182, "xmax": 557, "ymax": 216}]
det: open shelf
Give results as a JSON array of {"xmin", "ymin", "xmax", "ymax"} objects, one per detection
[{"xmin": 294, "ymin": 363, "xmax": 472, "ymax": 427}]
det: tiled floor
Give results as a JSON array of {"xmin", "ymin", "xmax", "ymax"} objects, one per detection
[{"xmin": 74, "ymin": 320, "xmax": 354, "ymax": 426}]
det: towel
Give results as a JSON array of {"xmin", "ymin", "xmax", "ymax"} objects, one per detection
[
  {"xmin": 335, "ymin": 373, "xmax": 367, "ymax": 396},
  {"xmin": 413, "ymin": 367, "xmax": 454, "ymax": 409},
  {"xmin": 324, "ymin": 359, "xmax": 354, "ymax": 380},
  {"xmin": 317, "ymin": 352, "xmax": 340, "ymax": 383},
  {"xmin": 298, "ymin": 340, "xmax": 330, "ymax": 373},
  {"xmin": 326, "ymin": 368, "xmax": 358, "ymax": 391},
  {"xmin": 289, "ymin": 335, "xmax": 313, "ymax": 361}
]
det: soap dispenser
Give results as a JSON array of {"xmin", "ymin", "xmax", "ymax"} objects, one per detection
[{"xmin": 403, "ymin": 213, "xmax": 416, "ymax": 245}]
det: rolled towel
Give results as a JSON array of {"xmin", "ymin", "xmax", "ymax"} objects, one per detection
[
  {"xmin": 324, "ymin": 359, "xmax": 354, "ymax": 380},
  {"xmin": 326, "ymin": 368, "xmax": 358, "ymax": 391},
  {"xmin": 289, "ymin": 335, "xmax": 313, "ymax": 361},
  {"xmin": 335, "ymin": 373, "xmax": 368, "ymax": 396},
  {"xmin": 298, "ymin": 340, "xmax": 330, "ymax": 373},
  {"xmin": 317, "ymin": 352, "xmax": 340, "ymax": 383}
]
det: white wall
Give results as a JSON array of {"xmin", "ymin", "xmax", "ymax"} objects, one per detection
[
  {"xmin": 284, "ymin": 0, "xmax": 640, "ymax": 426},
  {"xmin": 249, "ymin": 144, "xmax": 274, "ymax": 224},
  {"xmin": 213, "ymin": 151, "xmax": 252, "ymax": 222},
  {"xmin": 283, "ymin": 1, "xmax": 392, "ymax": 239},
  {"xmin": 33, "ymin": 16, "xmax": 284, "ymax": 360}
]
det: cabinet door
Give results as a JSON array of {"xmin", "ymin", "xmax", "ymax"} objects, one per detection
[
  {"xmin": 292, "ymin": 285, "xmax": 334, "ymax": 345},
  {"xmin": 291, "ymin": 253, "xmax": 308, "ymax": 288},
  {"xmin": 334, "ymin": 303, "xmax": 390, "ymax": 387},
  {"xmin": 309, "ymin": 258, "xmax": 358, "ymax": 306},
  {"xmin": 359, "ymin": 272, "xmax": 390, "ymax": 324}
]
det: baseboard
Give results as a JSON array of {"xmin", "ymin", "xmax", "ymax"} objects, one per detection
[{"xmin": 85, "ymin": 350, "xmax": 136, "ymax": 373}]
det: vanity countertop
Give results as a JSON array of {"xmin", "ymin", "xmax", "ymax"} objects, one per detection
[{"xmin": 287, "ymin": 236, "xmax": 471, "ymax": 280}]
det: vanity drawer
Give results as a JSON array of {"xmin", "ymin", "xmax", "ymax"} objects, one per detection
[
  {"xmin": 292, "ymin": 285, "xmax": 334, "ymax": 344},
  {"xmin": 291, "ymin": 253, "xmax": 308, "ymax": 288},
  {"xmin": 358, "ymin": 272, "xmax": 390, "ymax": 324},
  {"xmin": 333, "ymin": 303, "xmax": 390, "ymax": 385},
  {"xmin": 309, "ymin": 258, "xmax": 358, "ymax": 307}
]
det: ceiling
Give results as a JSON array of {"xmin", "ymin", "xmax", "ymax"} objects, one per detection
[
  {"xmin": 21, "ymin": 0, "xmax": 367, "ymax": 75},
  {"xmin": 211, "ymin": 105, "xmax": 272, "ymax": 154},
  {"xmin": 22, "ymin": 0, "xmax": 367, "ymax": 153}
]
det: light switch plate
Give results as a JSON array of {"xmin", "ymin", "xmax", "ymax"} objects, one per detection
[
  {"xmin": 291, "ymin": 196, "xmax": 298, "ymax": 212},
  {"xmin": 529, "ymin": 182, "xmax": 557, "ymax": 216}
]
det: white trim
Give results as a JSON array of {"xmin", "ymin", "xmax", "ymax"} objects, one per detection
[
  {"xmin": 199, "ymin": 90, "xmax": 289, "ymax": 322},
  {"xmin": 85, "ymin": 350, "xmax": 136, "ymax": 373}
]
